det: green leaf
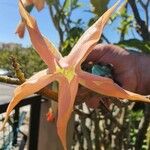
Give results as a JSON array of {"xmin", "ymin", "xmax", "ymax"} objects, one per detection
[
  {"xmin": 117, "ymin": 39, "xmax": 150, "ymax": 53},
  {"xmin": 63, "ymin": 0, "xmax": 71, "ymax": 13},
  {"xmin": 47, "ymin": 0, "xmax": 56, "ymax": 5},
  {"xmin": 90, "ymin": 0, "xmax": 110, "ymax": 16},
  {"xmin": 62, "ymin": 0, "xmax": 80, "ymax": 14},
  {"xmin": 61, "ymin": 27, "xmax": 84, "ymax": 56}
]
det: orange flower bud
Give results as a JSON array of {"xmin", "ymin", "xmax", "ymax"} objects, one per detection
[{"xmin": 46, "ymin": 110, "xmax": 55, "ymax": 122}]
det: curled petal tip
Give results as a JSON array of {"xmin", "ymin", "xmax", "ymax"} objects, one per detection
[
  {"xmin": 34, "ymin": 4, "xmax": 45, "ymax": 11},
  {"xmin": 31, "ymin": 0, "xmax": 45, "ymax": 11},
  {"xmin": 125, "ymin": 91, "xmax": 150, "ymax": 103},
  {"xmin": 15, "ymin": 21, "xmax": 26, "ymax": 38}
]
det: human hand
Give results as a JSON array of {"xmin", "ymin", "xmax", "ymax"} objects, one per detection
[{"xmin": 78, "ymin": 44, "xmax": 150, "ymax": 107}]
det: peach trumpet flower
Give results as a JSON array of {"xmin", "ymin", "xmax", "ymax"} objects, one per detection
[
  {"xmin": 16, "ymin": 0, "xmax": 45, "ymax": 38},
  {"xmin": 1, "ymin": 1, "xmax": 150, "ymax": 149}
]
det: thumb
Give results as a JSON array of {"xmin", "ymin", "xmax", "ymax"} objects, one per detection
[{"xmin": 85, "ymin": 44, "xmax": 130, "ymax": 66}]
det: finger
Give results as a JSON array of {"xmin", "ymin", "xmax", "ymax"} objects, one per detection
[{"xmin": 85, "ymin": 44, "xmax": 129, "ymax": 64}]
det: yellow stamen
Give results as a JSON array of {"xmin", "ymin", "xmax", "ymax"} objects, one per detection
[{"xmin": 56, "ymin": 66, "xmax": 75, "ymax": 82}]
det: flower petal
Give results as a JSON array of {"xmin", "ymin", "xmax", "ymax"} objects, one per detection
[
  {"xmin": 22, "ymin": 0, "xmax": 33, "ymax": 6},
  {"xmin": 0, "ymin": 69, "xmax": 58, "ymax": 130},
  {"xmin": 79, "ymin": 71, "xmax": 149, "ymax": 102},
  {"xmin": 15, "ymin": 21, "xmax": 26, "ymax": 38},
  {"xmin": 57, "ymin": 76, "xmax": 78, "ymax": 149},
  {"xmin": 65, "ymin": 1, "xmax": 119, "ymax": 67},
  {"xmin": 33, "ymin": 0, "xmax": 45, "ymax": 11},
  {"xmin": 22, "ymin": 0, "xmax": 45, "ymax": 11},
  {"xmin": 19, "ymin": 0, "xmax": 62, "ymax": 72}
]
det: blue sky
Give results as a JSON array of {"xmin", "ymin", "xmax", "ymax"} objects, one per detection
[{"xmin": 0, "ymin": 0, "xmax": 142, "ymax": 48}]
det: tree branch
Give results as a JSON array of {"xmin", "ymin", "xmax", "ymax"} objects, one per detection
[
  {"xmin": 0, "ymin": 76, "xmax": 20, "ymax": 85},
  {"xmin": 128, "ymin": 0, "xmax": 149, "ymax": 40},
  {"xmin": 102, "ymin": 34, "xmax": 110, "ymax": 44},
  {"xmin": 139, "ymin": 0, "xmax": 149, "ymax": 26}
]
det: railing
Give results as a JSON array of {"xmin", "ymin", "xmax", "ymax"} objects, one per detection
[{"xmin": 0, "ymin": 95, "xmax": 42, "ymax": 150}]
